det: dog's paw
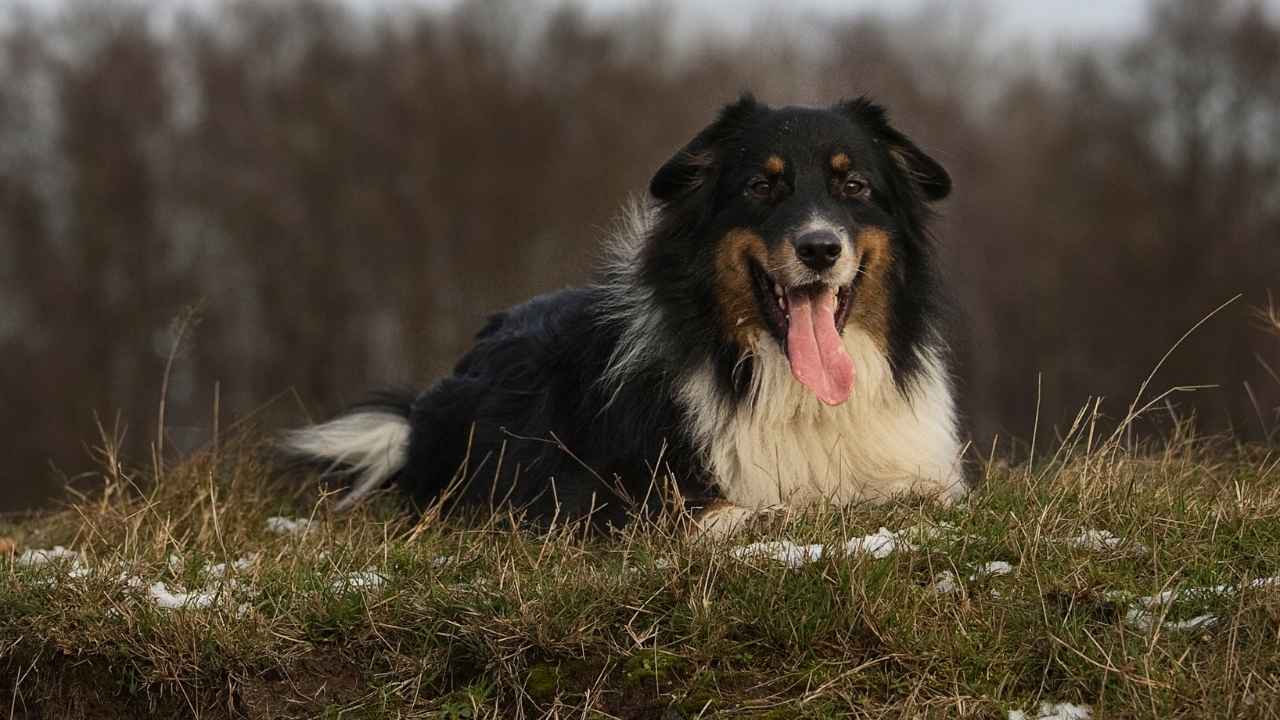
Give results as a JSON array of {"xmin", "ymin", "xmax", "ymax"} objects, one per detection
[{"xmin": 691, "ymin": 500, "xmax": 789, "ymax": 539}]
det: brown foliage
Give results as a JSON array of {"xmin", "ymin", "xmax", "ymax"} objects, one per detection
[{"xmin": 0, "ymin": 0, "xmax": 1277, "ymax": 509}]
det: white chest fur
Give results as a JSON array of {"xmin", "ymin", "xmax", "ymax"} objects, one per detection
[{"xmin": 678, "ymin": 329, "xmax": 966, "ymax": 508}]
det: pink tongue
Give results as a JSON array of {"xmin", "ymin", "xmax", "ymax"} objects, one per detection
[{"xmin": 785, "ymin": 289, "xmax": 855, "ymax": 405}]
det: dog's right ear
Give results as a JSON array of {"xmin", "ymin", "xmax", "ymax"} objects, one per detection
[
  {"xmin": 835, "ymin": 97, "xmax": 951, "ymax": 202},
  {"xmin": 649, "ymin": 94, "xmax": 762, "ymax": 203}
]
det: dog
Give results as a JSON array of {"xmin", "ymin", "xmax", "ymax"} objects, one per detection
[{"xmin": 283, "ymin": 95, "xmax": 967, "ymax": 533}]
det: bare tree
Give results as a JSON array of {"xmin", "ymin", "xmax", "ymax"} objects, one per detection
[{"xmin": 0, "ymin": 0, "xmax": 1277, "ymax": 509}]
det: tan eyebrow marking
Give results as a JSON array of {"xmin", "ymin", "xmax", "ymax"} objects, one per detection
[
  {"xmin": 831, "ymin": 152, "xmax": 850, "ymax": 172},
  {"xmin": 764, "ymin": 155, "xmax": 785, "ymax": 175}
]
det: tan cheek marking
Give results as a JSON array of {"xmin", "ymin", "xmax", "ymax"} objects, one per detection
[
  {"xmin": 714, "ymin": 229, "xmax": 768, "ymax": 347},
  {"xmin": 831, "ymin": 152, "xmax": 850, "ymax": 172},
  {"xmin": 764, "ymin": 238, "xmax": 800, "ymax": 279},
  {"xmin": 847, "ymin": 227, "xmax": 893, "ymax": 349},
  {"xmin": 764, "ymin": 155, "xmax": 785, "ymax": 176}
]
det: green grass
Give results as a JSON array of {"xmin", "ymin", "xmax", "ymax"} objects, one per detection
[{"xmin": 3, "ymin": 430, "xmax": 1280, "ymax": 718}]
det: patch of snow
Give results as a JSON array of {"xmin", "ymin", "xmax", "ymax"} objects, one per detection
[
  {"xmin": 904, "ymin": 522, "xmax": 958, "ymax": 542},
  {"xmin": 933, "ymin": 562, "xmax": 1017, "ymax": 594},
  {"xmin": 846, "ymin": 523, "xmax": 963, "ymax": 559},
  {"xmin": 976, "ymin": 561, "xmax": 1014, "ymax": 577},
  {"xmin": 148, "ymin": 581, "xmax": 217, "ymax": 609},
  {"xmin": 17, "ymin": 546, "xmax": 82, "ymax": 566},
  {"xmin": 731, "ymin": 541, "xmax": 824, "ymax": 569},
  {"xmin": 1117, "ymin": 575, "xmax": 1280, "ymax": 632},
  {"xmin": 933, "ymin": 571, "xmax": 960, "ymax": 593},
  {"xmin": 140, "ymin": 556, "xmax": 259, "ymax": 610},
  {"xmin": 846, "ymin": 527, "xmax": 909, "ymax": 559},
  {"xmin": 730, "ymin": 523, "xmax": 961, "ymax": 569},
  {"xmin": 17, "ymin": 546, "xmax": 90, "ymax": 578},
  {"xmin": 1068, "ymin": 529, "xmax": 1120, "ymax": 550},
  {"xmin": 265, "ymin": 516, "xmax": 312, "ymax": 535},
  {"xmin": 331, "ymin": 569, "xmax": 385, "ymax": 591},
  {"xmin": 207, "ymin": 555, "xmax": 258, "ymax": 578},
  {"xmin": 117, "ymin": 572, "xmax": 146, "ymax": 590},
  {"xmin": 1124, "ymin": 609, "xmax": 1219, "ymax": 632},
  {"xmin": 1068, "ymin": 529, "xmax": 1146, "ymax": 553},
  {"xmin": 1009, "ymin": 702, "xmax": 1092, "ymax": 720},
  {"xmin": 1037, "ymin": 702, "xmax": 1092, "ymax": 719}
]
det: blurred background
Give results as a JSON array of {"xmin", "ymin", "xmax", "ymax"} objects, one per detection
[{"xmin": 1, "ymin": 0, "xmax": 1278, "ymax": 510}]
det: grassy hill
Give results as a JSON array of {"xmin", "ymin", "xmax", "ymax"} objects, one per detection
[{"xmin": 2, "ymin": 427, "xmax": 1279, "ymax": 718}]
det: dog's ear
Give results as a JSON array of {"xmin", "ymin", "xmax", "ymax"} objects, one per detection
[
  {"xmin": 835, "ymin": 97, "xmax": 951, "ymax": 202},
  {"xmin": 649, "ymin": 94, "xmax": 763, "ymax": 203}
]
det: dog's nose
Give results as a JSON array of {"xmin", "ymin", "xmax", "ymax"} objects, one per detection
[{"xmin": 794, "ymin": 231, "xmax": 843, "ymax": 271}]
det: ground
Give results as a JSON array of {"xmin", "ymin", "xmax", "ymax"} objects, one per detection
[{"xmin": 2, "ymin": 428, "xmax": 1279, "ymax": 719}]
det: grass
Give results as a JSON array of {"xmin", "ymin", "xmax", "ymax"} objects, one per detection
[
  {"xmin": 2, "ymin": 420, "xmax": 1280, "ymax": 719},
  {"xmin": 5, "ymin": 299, "xmax": 1280, "ymax": 718}
]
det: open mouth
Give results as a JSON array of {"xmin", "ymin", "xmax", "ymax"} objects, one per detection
[
  {"xmin": 749, "ymin": 260, "xmax": 858, "ymax": 405},
  {"xmin": 749, "ymin": 261, "xmax": 854, "ymax": 343}
]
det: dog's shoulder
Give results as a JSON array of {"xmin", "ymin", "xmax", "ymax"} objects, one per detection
[{"xmin": 453, "ymin": 287, "xmax": 613, "ymax": 379}]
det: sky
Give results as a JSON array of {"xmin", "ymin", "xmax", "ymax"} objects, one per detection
[
  {"xmin": 12, "ymin": 0, "xmax": 1280, "ymax": 48},
  {"xmin": 337, "ymin": 0, "xmax": 1280, "ymax": 47},
  {"xmin": 568, "ymin": 0, "xmax": 1150, "ymax": 44},
  {"xmin": 8, "ymin": 0, "xmax": 1151, "ymax": 44},
  {"xmin": 334, "ymin": 0, "xmax": 1154, "ymax": 44}
]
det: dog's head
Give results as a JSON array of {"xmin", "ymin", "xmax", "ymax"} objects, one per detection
[{"xmin": 646, "ymin": 95, "xmax": 950, "ymax": 405}]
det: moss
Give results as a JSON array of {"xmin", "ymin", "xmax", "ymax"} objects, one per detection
[
  {"xmin": 524, "ymin": 663, "xmax": 560, "ymax": 702},
  {"xmin": 623, "ymin": 651, "xmax": 687, "ymax": 687},
  {"xmin": 674, "ymin": 691, "xmax": 716, "ymax": 716}
]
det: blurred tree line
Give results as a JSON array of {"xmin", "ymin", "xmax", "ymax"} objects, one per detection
[{"xmin": 1, "ymin": 0, "xmax": 1278, "ymax": 509}]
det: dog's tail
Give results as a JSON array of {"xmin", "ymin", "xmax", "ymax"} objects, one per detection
[{"xmin": 280, "ymin": 390, "xmax": 414, "ymax": 511}]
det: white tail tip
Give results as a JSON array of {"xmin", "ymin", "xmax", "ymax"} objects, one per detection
[{"xmin": 282, "ymin": 411, "xmax": 411, "ymax": 510}]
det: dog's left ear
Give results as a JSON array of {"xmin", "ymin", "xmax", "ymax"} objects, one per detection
[
  {"xmin": 835, "ymin": 97, "xmax": 951, "ymax": 202},
  {"xmin": 650, "ymin": 94, "xmax": 763, "ymax": 203}
]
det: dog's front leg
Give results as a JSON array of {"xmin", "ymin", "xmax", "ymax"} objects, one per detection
[{"xmin": 691, "ymin": 499, "xmax": 788, "ymax": 539}]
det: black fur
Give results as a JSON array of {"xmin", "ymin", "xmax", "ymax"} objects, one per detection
[
  {"xmin": 288, "ymin": 96, "xmax": 954, "ymax": 529},
  {"xmin": 395, "ymin": 288, "xmax": 709, "ymax": 527}
]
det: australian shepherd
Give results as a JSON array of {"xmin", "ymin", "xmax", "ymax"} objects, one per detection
[{"xmin": 283, "ymin": 95, "xmax": 967, "ymax": 533}]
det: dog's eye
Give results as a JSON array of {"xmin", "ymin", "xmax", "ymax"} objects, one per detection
[
  {"xmin": 843, "ymin": 177, "xmax": 870, "ymax": 199},
  {"xmin": 747, "ymin": 178, "xmax": 772, "ymax": 199}
]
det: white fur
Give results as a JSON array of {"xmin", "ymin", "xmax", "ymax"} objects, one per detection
[
  {"xmin": 678, "ymin": 331, "xmax": 965, "ymax": 509},
  {"xmin": 597, "ymin": 198, "xmax": 664, "ymax": 400},
  {"xmin": 783, "ymin": 212, "xmax": 859, "ymax": 287},
  {"xmin": 694, "ymin": 502, "xmax": 788, "ymax": 538},
  {"xmin": 600, "ymin": 203, "xmax": 966, "ymax": 510},
  {"xmin": 283, "ymin": 411, "xmax": 411, "ymax": 510}
]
